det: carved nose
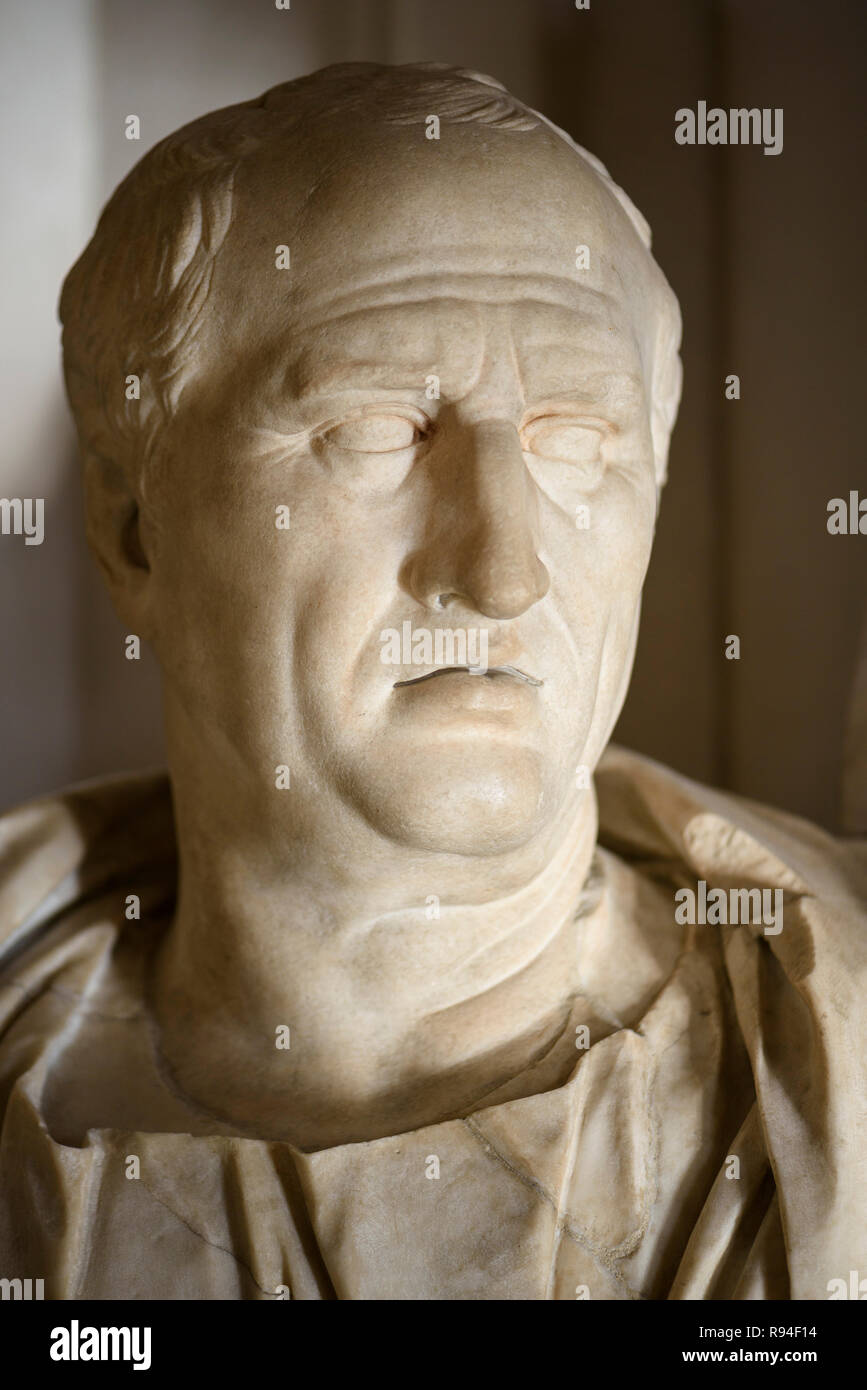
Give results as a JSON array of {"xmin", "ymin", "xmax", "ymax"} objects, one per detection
[
  {"xmin": 408, "ymin": 419, "xmax": 550, "ymax": 619},
  {"xmin": 450, "ymin": 537, "xmax": 549, "ymax": 620}
]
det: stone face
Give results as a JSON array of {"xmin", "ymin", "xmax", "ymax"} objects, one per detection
[{"xmin": 0, "ymin": 63, "xmax": 863, "ymax": 1300}]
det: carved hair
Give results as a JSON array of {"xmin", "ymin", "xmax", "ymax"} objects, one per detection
[{"xmin": 59, "ymin": 62, "xmax": 682, "ymax": 506}]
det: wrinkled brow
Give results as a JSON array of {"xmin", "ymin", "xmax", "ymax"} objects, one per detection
[{"xmin": 284, "ymin": 296, "xmax": 642, "ymax": 404}]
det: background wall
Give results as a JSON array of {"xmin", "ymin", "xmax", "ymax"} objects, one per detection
[{"xmin": 1, "ymin": 0, "xmax": 864, "ymax": 832}]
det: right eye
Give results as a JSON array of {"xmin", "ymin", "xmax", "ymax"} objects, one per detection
[
  {"xmin": 321, "ymin": 413, "xmax": 426, "ymax": 454},
  {"xmin": 520, "ymin": 413, "xmax": 612, "ymax": 496},
  {"xmin": 521, "ymin": 417, "xmax": 604, "ymax": 465}
]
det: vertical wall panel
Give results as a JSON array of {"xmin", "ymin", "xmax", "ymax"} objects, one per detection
[
  {"xmin": 724, "ymin": 0, "xmax": 866, "ymax": 829},
  {"xmin": 0, "ymin": 0, "xmax": 98, "ymax": 808}
]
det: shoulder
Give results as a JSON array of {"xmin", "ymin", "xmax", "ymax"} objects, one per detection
[
  {"xmin": 594, "ymin": 748, "xmax": 867, "ymax": 1293},
  {"xmin": 596, "ymin": 743, "xmax": 867, "ymax": 913},
  {"xmin": 0, "ymin": 772, "xmax": 176, "ymax": 1130},
  {"xmin": 0, "ymin": 770, "xmax": 175, "ymax": 961}
]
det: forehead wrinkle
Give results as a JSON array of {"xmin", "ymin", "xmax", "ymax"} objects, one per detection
[
  {"xmin": 283, "ymin": 295, "xmax": 639, "ymax": 402},
  {"xmin": 515, "ymin": 336, "xmax": 645, "ymax": 401},
  {"xmin": 284, "ymin": 292, "xmax": 624, "ymax": 361},
  {"xmin": 286, "ymin": 299, "xmax": 483, "ymax": 399},
  {"xmin": 293, "ymin": 361, "xmax": 435, "ymax": 396},
  {"xmin": 285, "ymin": 271, "xmax": 619, "ymax": 331}
]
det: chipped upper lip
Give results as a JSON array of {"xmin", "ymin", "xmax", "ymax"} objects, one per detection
[{"xmin": 393, "ymin": 664, "xmax": 544, "ymax": 688}]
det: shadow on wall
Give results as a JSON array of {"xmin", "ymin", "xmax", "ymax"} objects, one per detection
[{"xmin": 0, "ymin": 411, "xmax": 164, "ymax": 816}]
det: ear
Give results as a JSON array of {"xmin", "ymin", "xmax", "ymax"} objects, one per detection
[
  {"xmin": 649, "ymin": 293, "xmax": 683, "ymax": 489},
  {"xmin": 83, "ymin": 451, "xmax": 156, "ymax": 636}
]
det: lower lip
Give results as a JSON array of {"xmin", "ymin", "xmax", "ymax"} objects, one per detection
[{"xmin": 392, "ymin": 670, "xmax": 539, "ymax": 715}]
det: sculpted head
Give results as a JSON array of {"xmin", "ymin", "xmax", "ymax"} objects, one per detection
[{"xmin": 60, "ymin": 62, "xmax": 682, "ymax": 866}]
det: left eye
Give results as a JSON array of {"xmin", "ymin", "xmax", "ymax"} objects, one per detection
[
  {"xmin": 521, "ymin": 417, "xmax": 604, "ymax": 463},
  {"xmin": 322, "ymin": 414, "xmax": 424, "ymax": 453}
]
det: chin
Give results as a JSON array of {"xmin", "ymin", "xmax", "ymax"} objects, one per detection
[{"xmin": 340, "ymin": 744, "xmax": 556, "ymax": 856}]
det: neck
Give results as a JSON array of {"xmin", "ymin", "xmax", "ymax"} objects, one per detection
[{"xmin": 151, "ymin": 769, "xmax": 601, "ymax": 1150}]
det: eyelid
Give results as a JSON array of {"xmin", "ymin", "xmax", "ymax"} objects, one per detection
[
  {"xmin": 521, "ymin": 409, "xmax": 617, "ymax": 436},
  {"xmin": 315, "ymin": 402, "xmax": 431, "ymax": 438}
]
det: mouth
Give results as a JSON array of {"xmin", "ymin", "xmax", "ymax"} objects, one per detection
[{"xmin": 393, "ymin": 665, "xmax": 544, "ymax": 689}]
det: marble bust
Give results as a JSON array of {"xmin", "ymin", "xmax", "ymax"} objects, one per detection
[{"xmin": 0, "ymin": 62, "xmax": 864, "ymax": 1301}]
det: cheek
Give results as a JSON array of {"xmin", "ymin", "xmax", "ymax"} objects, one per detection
[
  {"xmin": 277, "ymin": 490, "xmax": 410, "ymax": 691},
  {"xmin": 147, "ymin": 496, "xmax": 289, "ymax": 706},
  {"xmin": 543, "ymin": 470, "xmax": 655, "ymax": 609},
  {"xmin": 595, "ymin": 457, "xmax": 656, "ymax": 564}
]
